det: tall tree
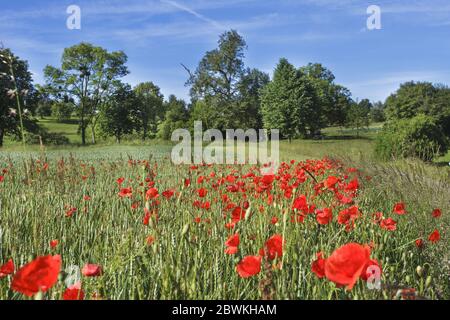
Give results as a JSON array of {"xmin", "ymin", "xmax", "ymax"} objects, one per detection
[
  {"xmin": 346, "ymin": 99, "xmax": 372, "ymax": 137},
  {"xmin": 98, "ymin": 82, "xmax": 135, "ymax": 143},
  {"xmin": 236, "ymin": 68, "xmax": 270, "ymax": 130},
  {"xmin": 185, "ymin": 30, "xmax": 247, "ymax": 131},
  {"xmin": 158, "ymin": 95, "xmax": 189, "ymax": 140},
  {"xmin": 385, "ymin": 81, "xmax": 450, "ymax": 137},
  {"xmin": 300, "ymin": 63, "xmax": 352, "ymax": 129},
  {"xmin": 0, "ymin": 48, "xmax": 36, "ymax": 147},
  {"xmin": 43, "ymin": 42, "xmax": 128, "ymax": 145},
  {"xmin": 260, "ymin": 58, "xmax": 316, "ymax": 141},
  {"xmin": 133, "ymin": 82, "xmax": 164, "ymax": 140}
]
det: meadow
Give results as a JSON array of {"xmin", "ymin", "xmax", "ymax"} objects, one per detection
[{"xmin": 0, "ymin": 120, "xmax": 449, "ymax": 300}]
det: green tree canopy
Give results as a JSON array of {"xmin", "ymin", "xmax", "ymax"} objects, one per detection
[
  {"xmin": 385, "ymin": 81, "xmax": 450, "ymax": 137},
  {"xmin": 158, "ymin": 95, "xmax": 189, "ymax": 140},
  {"xmin": 98, "ymin": 82, "xmax": 136, "ymax": 143},
  {"xmin": 43, "ymin": 42, "xmax": 128, "ymax": 145},
  {"xmin": 0, "ymin": 48, "xmax": 37, "ymax": 147},
  {"xmin": 260, "ymin": 58, "xmax": 316, "ymax": 140},
  {"xmin": 134, "ymin": 82, "xmax": 165, "ymax": 140}
]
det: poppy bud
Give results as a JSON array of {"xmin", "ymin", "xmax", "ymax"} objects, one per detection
[
  {"xmin": 405, "ymin": 275, "xmax": 411, "ymax": 284},
  {"xmin": 181, "ymin": 223, "xmax": 189, "ymax": 236},
  {"xmin": 416, "ymin": 265, "xmax": 423, "ymax": 277},
  {"xmin": 425, "ymin": 275, "xmax": 432, "ymax": 288}
]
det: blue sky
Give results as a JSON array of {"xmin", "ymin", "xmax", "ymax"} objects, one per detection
[{"xmin": 1, "ymin": 0, "xmax": 450, "ymax": 102}]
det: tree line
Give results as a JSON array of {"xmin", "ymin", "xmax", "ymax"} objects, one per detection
[{"xmin": 1, "ymin": 30, "xmax": 449, "ymax": 158}]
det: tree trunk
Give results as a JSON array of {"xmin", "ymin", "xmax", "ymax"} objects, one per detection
[
  {"xmin": 142, "ymin": 124, "xmax": 148, "ymax": 141},
  {"xmin": 91, "ymin": 126, "xmax": 96, "ymax": 144},
  {"xmin": 81, "ymin": 125, "xmax": 86, "ymax": 145}
]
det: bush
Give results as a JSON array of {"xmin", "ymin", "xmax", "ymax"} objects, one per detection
[
  {"xmin": 25, "ymin": 128, "xmax": 70, "ymax": 146},
  {"xmin": 375, "ymin": 115, "xmax": 449, "ymax": 161}
]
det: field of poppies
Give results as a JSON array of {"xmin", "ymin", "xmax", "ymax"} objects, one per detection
[{"xmin": 0, "ymin": 145, "xmax": 448, "ymax": 300}]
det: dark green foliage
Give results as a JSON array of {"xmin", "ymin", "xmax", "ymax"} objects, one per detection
[
  {"xmin": 370, "ymin": 101, "xmax": 386, "ymax": 123},
  {"xmin": 134, "ymin": 82, "xmax": 165, "ymax": 140},
  {"xmin": 43, "ymin": 42, "xmax": 129, "ymax": 145},
  {"xmin": 261, "ymin": 58, "xmax": 317, "ymax": 140},
  {"xmin": 0, "ymin": 48, "xmax": 37, "ymax": 147},
  {"xmin": 185, "ymin": 30, "xmax": 268, "ymax": 132},
  {"xmin": 98, "ymin": 82, "xmax": 136, "ymax": 143},
  {"xmin": 375, "ymin": 114, "xmax": 449, "ymax": 161},
  {"xmin": 385, "ymin": 81, "xmax": 450, "ymax": 137},
  {"xmin": 158, "ymin": 95, "xmax": 189, "ymax": 140},
  {"xmin": 346, "ymin": 99, "xmax": 372, "ymax": 137}
]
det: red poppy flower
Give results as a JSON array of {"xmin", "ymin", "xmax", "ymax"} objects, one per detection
[
  {"xmin": 428, "ymin": 229, "xmax": 440, "ymax": 243},
  {"xmin": 146, "ymin": 188, "xmax": 159, "ymax": 200},
  {"xmin": 0, "ymin": 259, "xmax": 14, "ymax": 278},
  {"xmin": 311, "ymin": 252, "xmax": 326, "ymax": 279},
  {"xmin": 380, "ymin": 218, "xmax": 397, "ymax": 231},
  {"xmin": 225, "ymin": 233, "xmax": 240, "ymax": 247},
  {"xmin": 316, "ymin": 208, "xmax": 333, "ymax": 225},
  {"xmin": 118, "ymin": 188, "xmax": 132, "ymax": 198},
  {"xmin": 197, "ymin": 188, "xmax": 207, "ymax": 198},
  {"xmin": 81, "ymin": 264, "xmax": 103, "ymax": 277},
  {"xmin": 292, "ymin": 195, "xmax": 308, "ymax": 211},
  {"xmin": 63, "ymin": 283, "xmax": 85, "ymax": 300},
  {"xmin": 116, "ymin": 177, "xmax": 125, "ymax": 185},
  {"xmin": 11, "ymin": 255, "xmax": 61, "ymax": 297},
  {"xmin": 325, "ymin": 176, "xmax": 339, "ymax": 189},
  {"xmin": 65, "ymin": 207, "xmax": 77, "ymax": 217},
  {"xmin": 236, "ymin": 255, "xmax": 261, "ymax": 278},
  {"xmin": 344, "ymin": 178, "xmax": 359, "ymax": 192},
  {"xmin": 264, "ymin": 234, "xmax": 283, "ymax": 260},
  {"xmin": 393, "ymin": 202, "xmax": 406, "ymax": 215},
  {"xmin": 432, "ymin": 208, "xmax": 442, "ymax": 218},
  {"xmin": 50, "ymin": 240, "xmax": 59, "ymax": 249},
  {"xmin": 162, "ymin": 189, "xmax": 175, "ymax": 199},
  {"xmin": 324, "ymin": 243, "xmax": 371, "ymax": 290},
  {"xmin": 231, "ymin": 207, "xmax": 246, "ymax": 223},
  {"xmin": 415, "ymin": 239, "xmax": 424, "ymax": 248},
  {"xmin": 0, "ymin": 175, "xmax": 4, "ymax": 182},
  {"xmin": 143, "ymin": 208, "xmax": 152, "ymax": 225}
]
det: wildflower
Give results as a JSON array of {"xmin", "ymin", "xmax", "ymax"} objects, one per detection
[
  {"xmin": 225, "ymin": 234, "xmax": 240, "ymax": 255},
  {"xmin": 311, "ymin": 252, "xmax": 326, "ymax": 279},
  {"xmin": 81, "ymin": 264, "xmax": 103, "ymax": 277},
  {"xmin": 264, "ymin": 234, "xmax": 284, "ymax": 260},
  {"xmin": 236, "ymin": 256, "xmax": 261, "ymax": 278},
  {"xmin": 324, "ymin": 243, "xmax": 371, "ymax": 290},
  {"xmin": 63, "ymin": 282, "xmax": 84, "ymax": 300},
  {"xmin": 428, "ymin": 229, "xmax": 440, "ymax": 243},
  {"xmin": 11, "ymin": 255, "xmax": 61, "ymax": 297},
  {"xmin": 380, "ymin": 218, "xmax": 397, "ymax": 231},
  {"xmin": 0, "ymin": 259, "xmax": 14, "ymax": 278},
  {"xmin": 393, "ymin": 202, "xmax": 406, "ymax": 215}
]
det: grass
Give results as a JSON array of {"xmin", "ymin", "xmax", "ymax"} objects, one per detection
[
  {"xmin": 0, "ymin": 120, "xmax": 448, "ymax": 300},
  {"xmin": 0, "ymin": 140, "xmax": 449, "ymax": 300}
]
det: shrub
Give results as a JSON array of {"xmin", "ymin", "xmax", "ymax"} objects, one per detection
[
  {"xmin": 25, "ymin": 128, "xmax": 70, "ymax": 146},
  {"xmin": 375, "ymin": 114, "xmax": 449, "ymax": 161}
]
